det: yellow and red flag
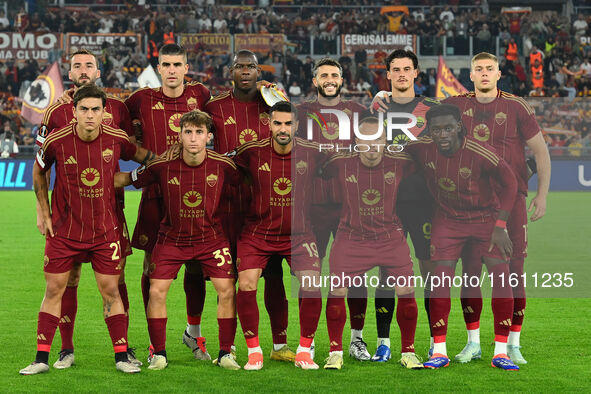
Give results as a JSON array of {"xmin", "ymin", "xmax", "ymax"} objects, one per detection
[{"xmin": 435, "ymin": 56, "xmax": 468, "ymax": 98}]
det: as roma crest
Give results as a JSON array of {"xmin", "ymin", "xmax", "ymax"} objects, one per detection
[
  {"xmin": 495, "ymin": 112, "xmax": 507, "ymax": 126},
  {"xmin": 207, "ymin": 173, "xmax": 218, "ymax": 187},
  {"xmin": 296, "ymin": 160, "xmax": 308, "ymax": 175},
  {"xmin": 102, "ymin": 111, "xmax": 113, "ymax": 126},
  {"xmin": 459, "ymin": 167, "xmax": 472, "ymax": 179},
  {"xmin": 259, "ymin": 112, "xmax": 270, "ymax": 126},
  {"xmin": 187, "ymin": 97, "xmax": 198, "ymax": 111},
  {"xmin": 384, "ymin": 171, "xmax": 396, "ymax": 185},
  {"xmin": 102, "ymin": 148, "xmax": 113, "ymax": 163}
]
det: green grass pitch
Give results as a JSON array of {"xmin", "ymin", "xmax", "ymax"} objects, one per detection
[{"xmin": 1, "ymin": 191, "xmax": 590, "ymax": 392}]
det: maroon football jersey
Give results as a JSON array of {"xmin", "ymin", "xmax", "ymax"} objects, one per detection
[
  {"xmin": 291, "ymin": 138, "xmax": 328, "ymax": 234},
  {"xmin": 125, "ymin": 82, "xmax": 210, "ymax": 199},
  {"xmin": 233, "ymin": 137, "xmax": 295, "ymax": 241},
  {"xmin": 36, "ymin": 95, "xmax": 133, "ymax": 147},
  {"xmin": 131, "ymin": 151, "xmax": 239, "ymax": 246},
  {"xmin": 405, "ymin": 136, "xmax": 518, "ymax": 223},
  {"xmin": 205, "ymin": 90, "xmax": 271, "ymax": 155},
  {"xmin": 36, "ymin": 124, "xmax": 137, "ymax": 243},
  {"xmin": 322, "ymin": 151, "xmax": 414, "ymax": 241},
  {"xmin": 125, "ymin": 82, "xmax": 211, "ymax": 154},
  {"xmin": 444, "ymin": 91, "xmax": 540, "ymax": 194},
  {"xmin": 296, "ymin": 98, "xmax": 366, "ymax": 205}
]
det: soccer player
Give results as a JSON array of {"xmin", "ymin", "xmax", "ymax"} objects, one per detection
[
  {"xmin": 233, "ymin": 102, "xmax": 324, "ymax": 370},
  {"xmin": 320, "ymin": 116, "xmax": 423, "ymax": 370},
  {"xmin": 34, "ymin": 49, "xmax": 140, "ymax": 369},
  {"xmin": 404, "ymin": 104, "xmax": 519, "ymax": 370},
  {"xmin": 205, "ymin": 50, "xmax": 294, "ymax": 363},
  {"xmin": 20, "ymin": 84, "xmax": 155, "ymax": 375},
  {"xmin": 369, "ymin": 49, "xmax": 438, "ymax": 362},
  {"xmin": 124, "ymin": 44, "xmax": 212, "ymax": 360},
  {"xmin": 444, "ymin": 53, "xmax": 551, "ymax": 364},
  {"xmin": 114, "ymin": 111, "xmax": 241, "ymax": 370},
  {"xmin": 296, "ymin": 58, "xmax": 371, "ymax": 361}
]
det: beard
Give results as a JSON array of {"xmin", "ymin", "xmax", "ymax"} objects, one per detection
[
  {"xmin": 273, "ymin": 133, "xmax": 292, "ymax": 146},
  {"xmin": 317, "ymin": 83, "xmax": 342, "ymax": 98},
  {"xmin": 73, "ymin": 75, "xmax": 96, "ymax": 88}
]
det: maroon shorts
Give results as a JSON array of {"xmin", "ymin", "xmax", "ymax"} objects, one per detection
[
  {"xmin": 116, "ymin": 206, "xmax": 132, "ymax": 258},
  {"xmin": 329, "ymin": 231, "xmax": 414, "ymax": 280},
  {"xmin": 44, "ymin": 235, "xmax": 123, "ymax": 275},
  {"xmin": 236, "ymin": 234, "xmax": 320, "ymax": 273},
  {"xmin": 150, "ymin": 237, "xmax": 235, "ymax": 280},
  {"xmin": 430, "ymin": 215, "xmax": 507, "ymax": 262},
  {"xmin": 507, "ymin": 193, "xmax": 528, "ymax": 259},
  {"xmin": 131, "ymin": 195, "xmax": 164, "ymax": 253},
  {"xmin": 310, "ymin": 204, "xmax": 341, "ymax": 259}
]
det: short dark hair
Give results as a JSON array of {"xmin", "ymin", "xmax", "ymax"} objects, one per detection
[
  {"xmin": 269, "ymin": 101, "xmax": 297, "ymax": 118},
  {"xmin": 426, "ymin": 104, "xmax": 466, "ymax": 136},
  {"xmin": 179, "ymin": 110, "xmax": 212, "ymax": 132},
  {"xmin": 159, "ymin": 44, "xmax": 187, "ymax": 62},
  {"xmin": 313, "ymin": 58, "xmax": 343, "ymax": 78},
  {"xmin": 384, "ymin": 49, "xmax": 419, "ymax": 70},
  {"xmin": 70, "ymin": 49, "xmax": 98, "ymax": 68},
  {"xmin": 232, "ymin": 50, "xmax": 258, "ymax": 66},
  {"xmin": 73, "ymin": 83, "xmax": 106, "ymax": 108}
]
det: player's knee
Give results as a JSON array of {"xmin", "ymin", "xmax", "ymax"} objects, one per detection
[
  {"xmin": 217, "ymin": 285, "xmax": 235, "ymax": 305},
  {"xmin": 148, "ymin": 282, "xmax": 168, "ymax": 303},
  {"xmin": 45, "ymin": 280, "xmax": 67, "ymax": 300},
  {"xmin": 395, "ymin": 286, "xmax": 414, "ymax": 297}
]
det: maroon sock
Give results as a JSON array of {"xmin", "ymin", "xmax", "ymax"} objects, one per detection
[
  {"xmin": 147, "ymin": 317, "xmax": 167, "ymax": 353},
  {"xmin": 347, "ymin": 286, "xmax": 367, "ymax": 331},
  {"xmin": 237, "ymin": 289, "xmax": 259, "ymax": 340},
  {"xmin": 396, "ymin": 296, "xmax": 418, "ymax": 353},
  {"xmin": 460, "ymin": 295, "xmax": 483, "ymax": 330},
  {"xmin": 37, "ymin": 312, "xmax": 59, "ymax": 353},
  {"xmin": 299, "ymin": 292, "xmax": 322, "ymax": 340},
  {"xmin": 326, "ymin": 297, "xmax": 346, "ymax": 352},
  {"xmin": 218, "ymin": 317, "xmax": 237, "ymax": 353},
  {"xmin": 490, "ymin": 264, "xmax": 514, "ymax": 339},
  {"xmin": 184, "ymin": 270, "xmax": 206, "ymax": 326},
  {"xmin": 105, "ymin": 314, "xmax": 128, "ymax": 354},
  {"xmin": 263, "ymin": 279, "xmax": 288, "ymax": 344},
  {"xmin": 429, "ymin": 265, "xmax": 454, "ymax": 339},
  {"xmin": 510, "ymin": 256, "xmax": 526, "ymax": 327},
  {"xmin": 118, "ymin": 283, "xmax": 130, "ymax": 332},
  {"xmin": 141, "ymin": 273, "xmax": 150, "ymax": 315},
  {"xmin": 59, "ymin": 286, "xmax": 78, "ymax": 351}
]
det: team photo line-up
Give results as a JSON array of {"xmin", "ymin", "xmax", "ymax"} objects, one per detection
[{"xmin": 20, "ymin": 42, "xmax": 550, "ymax": 375}]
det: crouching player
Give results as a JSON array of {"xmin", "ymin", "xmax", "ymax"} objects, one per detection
[
  {"xmin": 233, "ymin": 102, "xmax": 324, "ymax": 370},
  {"xmin": 115, "ymin": 110, "xmax": 240, "ymax": 370},
  {"xmin": 21, "ymin": 84, "xmax": 156, "ymax": 375},
  {"xmin": 321, "ymin": 116, "xmax": 422, "ymax": 370},
  {"xmin": 405, "ymin": 104, "xmax": 519, "ymax": 370}
]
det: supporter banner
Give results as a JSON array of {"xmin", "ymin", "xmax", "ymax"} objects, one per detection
[
  {"xmin": 179, "ymin": 34, "xmax": 232, "ymax": 55},
  {"xmin": 21, "ymin": 62, "xmax": 64, "ymax": 125},
  {"xmin": 580, "ymin": 36, "xmax": 591, "ymax": 46},
  {"xmin": 234, "ymin": 34, "xmax": 285, "ymax": 52},
  {"xmin": 435, "ymin": 56, "xmax": 468, "ymax": 98},
  {"xmin": 0, "ymin": 33, "xmax": 61, "ymax": 63},
  {"xmin": 341, "ymin": 34, "xmax": 416, "ymax": 58},
  {"xmin": 65, "ymin": 33, "xmax": 142, "ymax": 55}
]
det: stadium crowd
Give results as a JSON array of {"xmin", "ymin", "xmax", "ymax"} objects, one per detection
[{"xmin": 0, "ymin": 1, "xmax": 590, "ymax": 153}]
